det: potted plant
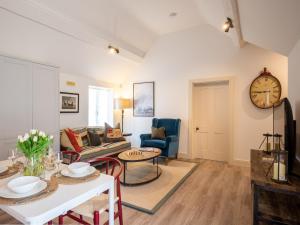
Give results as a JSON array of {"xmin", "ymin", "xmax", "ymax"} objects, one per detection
[{"xmin": 17, "ymin": 129, "xmax": 53, "ymax": 176}]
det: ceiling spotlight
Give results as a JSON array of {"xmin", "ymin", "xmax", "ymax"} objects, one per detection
[
  {"xmin": 108, "ymin": 45, "xmax": 119, "ymax": 54},
  {"xmin": 223, "ymin": 17, "xmax": 234, "ymax": 32}
]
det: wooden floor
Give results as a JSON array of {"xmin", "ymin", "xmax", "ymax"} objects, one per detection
[{"xmin": 0, "ymin": 160, "xmax": 251, "ymax": 225}]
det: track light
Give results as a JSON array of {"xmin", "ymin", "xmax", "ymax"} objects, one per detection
[
  {"xmin": 223, "ymin": 17, "xmax": 234, "ymax": 32},
  {"xmin": 108, "ymin": 45, "xmax": 120, "ymax": 55}
]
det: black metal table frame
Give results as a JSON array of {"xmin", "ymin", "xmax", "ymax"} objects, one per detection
[{"xmin": 120, "ymin": 156, "xmax": 162, "ymax": 186}]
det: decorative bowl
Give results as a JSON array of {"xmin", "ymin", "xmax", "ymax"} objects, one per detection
[
  {"xmin": 68, "ymin": 162, "xmax": 90, "ymax": 174},
  {"xmin": 7, "ymin": 176, "xmax": 40, "ymax": 194}
]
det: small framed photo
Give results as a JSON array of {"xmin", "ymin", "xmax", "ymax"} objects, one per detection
[
  {"xmin": 133, "ymin": 82, "xmax": 155, "ymax": 117},
  {"xmin": 60, "ymin": 92, "xmax": 79, "ymax": 113}
]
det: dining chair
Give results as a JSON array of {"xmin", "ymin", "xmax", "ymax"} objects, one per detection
[
  {"xmin": 61, "ymin": 150, "xmax": 81, "ymax": 164},
  {"xmin": 58, "ymin": 157, "xmax": 124, "ymax": 225},
  {"xmin": 47, "ymin": 151, "xmax": 81, "ymax": 225}
]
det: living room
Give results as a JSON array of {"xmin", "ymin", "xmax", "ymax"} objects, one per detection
[{"xmin": 0, "ymin": 0, "xmax": 300, "ymax": 225}]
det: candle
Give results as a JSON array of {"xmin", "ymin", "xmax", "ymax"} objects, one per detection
[{"xmin": 273, "ymin": 162, "xmax": 286, "ymax": 181}]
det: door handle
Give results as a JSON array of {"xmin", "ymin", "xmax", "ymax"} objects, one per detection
[{"xmin": 195, "ymin": 127, "xmax": 199, "ymax": 131}]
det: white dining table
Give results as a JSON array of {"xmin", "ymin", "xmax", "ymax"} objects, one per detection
[{"xmin": 0, "ymin": 160, "xmax": 115, "ymax": 225}]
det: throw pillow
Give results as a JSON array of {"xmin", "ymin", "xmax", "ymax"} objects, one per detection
[
  {"xmin": 75, "ymin": 134, "xmax": 83, "ymax": 148},
  {"xmin": 104, "ymin": 122, "xmax": 126, "ymax": 143},
  {"xmin": 88, "ymin": 131, "xmax": 102, "ymax": 146},
  {"xmin": 151, "ymin": 127, "xmax": 166, "ymax": 140},
  {"xmin": 74, "ymin": 128, "xmax": 90, "ymax": 146},
  {"xmin": 65, "ymin": 129, "xmax": 82, "ymax": 152},
  {"xmin": 61, "ymin": 130, "xmax": 75, "ymax": 150}
]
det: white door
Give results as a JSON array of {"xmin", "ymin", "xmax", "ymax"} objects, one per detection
[
  {"xmin": 0, "ymin": 56, "xmax": 33, "ymax": 159},
  {"xmin": 193, "ymin": 81, "xmax": 229, "ymax": 161}
]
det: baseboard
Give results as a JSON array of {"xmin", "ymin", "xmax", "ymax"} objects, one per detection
[
  {"xmin": 178, "ymin": 153, "xmax": 190, "ymax": 159},
  {"xmin": 230, "ymin": 159, "xmax": 250, "ymax": 167}
]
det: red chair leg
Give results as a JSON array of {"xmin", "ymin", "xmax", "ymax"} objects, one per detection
[
  {"xmin": 94, "ymin": 211, "xmax": 100, "ymax": 225},
  {"xmin": 117, "ymin": 198, "xmax": 123, "ymax": 225},
  {"xmin": 58, "ymin": 215, "xmax": 64, "ymax": 225},
  {"xmin": 48, "ymin": 221, "xmax": 53, "ymax": 225}
]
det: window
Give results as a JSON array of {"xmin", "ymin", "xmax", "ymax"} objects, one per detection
[{"xmin": 88, "ymin": 86, "xmax": 113, "ymax": 126}]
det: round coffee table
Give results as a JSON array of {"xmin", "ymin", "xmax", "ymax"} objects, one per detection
[{"xmin": 118, "ymin": 148, "xmax": 162, "ymax": 186}]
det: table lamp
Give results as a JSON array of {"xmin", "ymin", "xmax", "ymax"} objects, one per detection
[{"xmin": 114, "ymin": 98, "xmax": 132, "ymax": 132}]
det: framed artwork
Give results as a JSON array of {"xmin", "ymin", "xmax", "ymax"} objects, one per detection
[
  {"xmin": 133, "ymin": 82, "xmax": 154, "ymax": 117},
  {"xmin": 60, "ymin": 92, "xmax": 79, "ymax": 113}
]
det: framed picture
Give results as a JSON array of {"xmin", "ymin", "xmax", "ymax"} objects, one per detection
[
  {"xmin": 133, "ymin": 82, "xmax": 154, "ymax": 117},
  {"xmin": 60, "ymin": 92, "xmax": 79, "ymax": 113}
]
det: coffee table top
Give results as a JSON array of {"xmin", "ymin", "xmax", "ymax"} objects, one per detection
[{"xmin": 118, "ymin": 148, "xmax": 161, "ymax": 162}]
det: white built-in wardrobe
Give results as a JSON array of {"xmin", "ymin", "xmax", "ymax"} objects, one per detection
[{"xmin": 0, "ymin": 55, "xmax": 59, "ymax": 160}]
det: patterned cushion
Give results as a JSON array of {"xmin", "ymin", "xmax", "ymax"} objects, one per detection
[
  {"xmin": 65, "ymin": 129, "xmax": 81, "ymax": 152},
  {"xmin": 104, "ymin": 123, "xmax": 125, "ymax": 143},
  {"xmin": 61, "ymin": 130, "xmax": 74, "ymax": 150},
  {"xmin": 73, "ymin": 128, "xmax": 90, "ymax": 146}
]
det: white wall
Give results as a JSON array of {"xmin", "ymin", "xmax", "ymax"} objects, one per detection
[
  {"xmin": 122, "ymin": 25, "xmax": 288, "ymax": 161},
  {"xmin": 288, "ymin": 39, "xmax": 300, "ymax": 150},
  {"xmin": 59, "ymin": 73, "xmax": 116, "ymax": 129}
]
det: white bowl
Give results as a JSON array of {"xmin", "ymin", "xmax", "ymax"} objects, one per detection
[
  {"xmin": 7, "ymin": 176, "xmax": 40, "ymax": 194},
  {"xmin": 68, "ymin": 162, "xmax": 90, "ymax": 174}
]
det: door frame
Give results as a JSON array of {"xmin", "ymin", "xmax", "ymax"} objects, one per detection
[{"xmin": 188, "ymin": 76, "xmax": 235, "ymax": 163}]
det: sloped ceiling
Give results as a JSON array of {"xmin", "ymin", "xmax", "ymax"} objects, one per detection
[
  {"xmin": 1, "ymin": 0, "xmax": 299, "ymax": 64},
  {"xmin": 238, "ymin": 0, "xmax": 300, "ymax": 56}
]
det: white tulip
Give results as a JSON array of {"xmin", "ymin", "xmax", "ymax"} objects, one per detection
[
  {"xmin": 19, "ymin": 137, "xmax": 24, "ymax": 143},
  {"xmin": 50, "ymin": 135, "xmax": 54, "ymax": 140},
  {"xmin": 23, "ymin": 133, "xmax": 29, "ymax": 141},
  {"xmin": 33, "ymin": 136, "xmax": 38, "ymax": 142},
  {"xmin": 30, "ymin": 129, "xmax": 37, "ymax": 135},
  {"xmin": 39, "ymin": 131, "xmax": 45, "ymax": 137},
  {"xmin": 17, "ymin": 135, "xmax": 22, "ymax": 141}
]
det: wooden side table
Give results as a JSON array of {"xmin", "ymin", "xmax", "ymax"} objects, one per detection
[{"xmin": 250, "ymin": 149, "xmax": 300, "ymax": 225}]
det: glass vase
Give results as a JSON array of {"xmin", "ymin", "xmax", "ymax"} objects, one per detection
[{"xmin": 23, "ymin": 155, "xmax": 45, "ymax": 176}]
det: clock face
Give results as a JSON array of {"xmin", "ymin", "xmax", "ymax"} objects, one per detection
[{"xmin": 250, "ymin": 74, "xmax": 281, "ymax": 109}]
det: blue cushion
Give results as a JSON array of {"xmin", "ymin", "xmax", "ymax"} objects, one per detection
[{"xmin": 142, "ymin": 139, "xmax": 167, "ymax": 149}]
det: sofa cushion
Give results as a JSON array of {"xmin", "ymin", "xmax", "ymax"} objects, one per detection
[
  {"xmin": 142, "ymin": 139, "xmax": 167, "ymax": 149},
  {"xmin": 88, "ymin": 131, "xmax": 101, "ymax": 146},
  {"xmin": 151, "ymin": 127, "xmax": 166, "ymax": 140},
  {"xmin": 61, "ymin": 130, "xmax": 75, "ymax": 150},
  {"xmin": 65, "ymin": 129, "xmax": 82, "ymax": 152},
  {"xmin": 80, "ymin": 141, "xmax": 131, "ymax": 160},
  {"xmin": 73, "ymin": 128, "xmax": 90, "ymax": 146}
]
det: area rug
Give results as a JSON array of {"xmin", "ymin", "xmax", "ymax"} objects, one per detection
[{"xmin": 121, "ymin": 160, "xmax": 197, "ymax": 214}]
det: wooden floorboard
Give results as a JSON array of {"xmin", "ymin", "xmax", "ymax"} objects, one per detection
[{"xmin": 0, "ymin": 160, "xmax": 251, "ymax": 225}]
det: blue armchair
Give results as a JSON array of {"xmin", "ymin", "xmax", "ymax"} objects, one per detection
[{"xmin": 140, "ymin": 118, "xmax": 181, "ymax": 158}]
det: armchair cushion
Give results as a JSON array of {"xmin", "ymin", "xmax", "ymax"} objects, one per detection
[
  {"xmin": 140, "ymin": 134, "xmax": 151, "ymax": 141},
  {"xmin": 142, "ymin": 139, "xmax": 168, "ymax": 149}
]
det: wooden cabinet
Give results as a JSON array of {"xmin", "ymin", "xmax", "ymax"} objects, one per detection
[
  {"xmin": 251, "ymin": 150, "xmax": 300, "ymax": 225},
  {"xmin": 0, "ymin": 55, "xmax": 59, "ymax": 159}
]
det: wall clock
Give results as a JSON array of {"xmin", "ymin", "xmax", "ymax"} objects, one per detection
[{"xmin": 250, "ymin": 67, "xmax": 281, "ymax": 109}]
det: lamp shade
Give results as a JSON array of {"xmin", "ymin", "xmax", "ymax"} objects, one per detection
[{"xmin": 114, "ymin": 98, "xmax": 132, "ymax": 110}]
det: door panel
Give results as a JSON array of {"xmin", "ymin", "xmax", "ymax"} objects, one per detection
[
  {"xmin": 193, "ymin": 81, "xmax": 229, "ymax": 161},
  {"xmin": 32, "ymin": 64, "xmax": 60, "ymax": 151},
  {"xmin": 0, "ymin": 56, "xmax": 33, "ymax": 159}
]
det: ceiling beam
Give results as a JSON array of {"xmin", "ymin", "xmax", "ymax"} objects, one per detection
[
  {"xmin": 227, "ymin": 0, "xmax": 246, "ymax": 48},
  {"xmin": 0, "ymin": 0, "xmax": 145, "ymax": 63}
]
